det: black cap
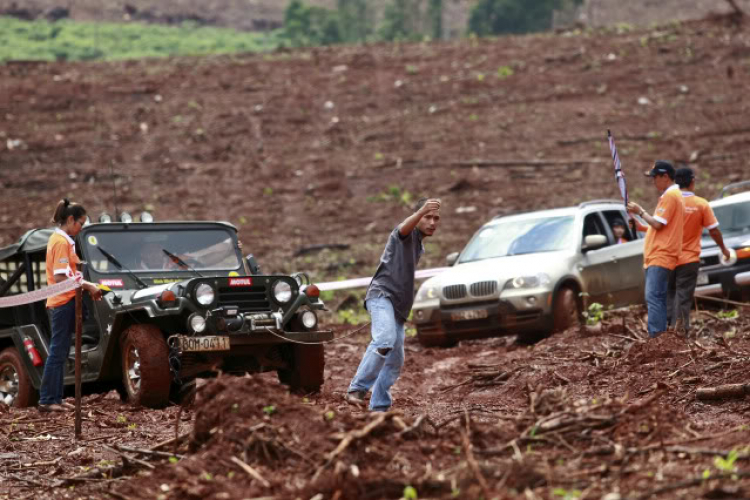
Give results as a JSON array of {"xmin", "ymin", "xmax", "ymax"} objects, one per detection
[
  {"xmin": 644, "ymin": 160, "xmax": 675, "ymax": 178},
  {"xmin": 611, "ymin": 219, "xmax": 625, "ymax": 227},
  {"xmin": 675, "ymin": 167, "xmax": 695, "ymax": 183}
]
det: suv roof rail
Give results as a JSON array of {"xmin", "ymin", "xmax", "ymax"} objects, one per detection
[
  {"xmin": 577, "ymin": 199, "xmax": 625, "ymax": 208},
  {"xmin": 716, "ymin": 180, "xmax": 750, "ymax": 200}
]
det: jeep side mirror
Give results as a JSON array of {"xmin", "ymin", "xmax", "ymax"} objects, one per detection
[
  {"xmin": 582, "ymin": 234, "xmax": 608, "ymax": 252},
  {"xmin": 446, "ymin": 252, "xmax": 459, "ymax": 266},
  {"xmin": 245, "ymin": 254, "xmax": 261, "ymax": 275}
]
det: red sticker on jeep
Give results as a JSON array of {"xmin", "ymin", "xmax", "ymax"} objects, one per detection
[
  {"xmin": 229, "ymin": 277, "xmax": 253, "ymax": 287},
  {"xmin": 99, "ymin": 279, "xmax": 124, "ymax": 288}
]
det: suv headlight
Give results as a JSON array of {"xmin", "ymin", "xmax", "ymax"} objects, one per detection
[
  {"xmin": 195, "ymin": 283, "xmax": 215, "ymax": 306},
  {"xmin": 273, "ymin": 280, "xmax": 292, "ymax": 303},
  {"xmin": 504, "ymin": 273, "xmax": 551, "ymax": 290},
  {"xmin": 415, "ymin": 283, "xmax": 439, "ymax": 302}
]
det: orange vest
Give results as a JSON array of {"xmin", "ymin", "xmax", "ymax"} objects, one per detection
[
  {"xmin": 643, "ymin": 185, "xmax": 684, "ymax": 270},
  {"xmin": 677, "ymin": 193, "xmax": 718, "ymax": 266},
  {"xmin": 46, "ymin": 229, "xmax": 81, "ymax": 308}
]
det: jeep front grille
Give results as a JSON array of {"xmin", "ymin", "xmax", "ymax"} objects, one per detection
[
  {"xmin": 217, "ymin": 285, "xmax": 270, "ymax": 313},
  {"xmin": 443, "ymin": 284, "xmax": 467, "ymax": 300},
  {"xmin": 470, "ymin": 281, "xmax": 497, "ymax": 297}
]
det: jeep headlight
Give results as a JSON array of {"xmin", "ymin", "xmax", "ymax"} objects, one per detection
[
  {"xmin": 195, "ymin": 283, "xmax": 215, "ymax": 306},
  {"xmin": 415, "ymin": 283, "xmax": 439, "ymax": 302},
  {"xmin": 504, "ymin": 273, "xmax": 551, "ymax": 290},
  {"xmin": 273, "ymin": 280, "xmax": 292, "ymax": 303},
  {"xmin": 188, "ymin": 313, "xmax": 207, "ymax": 333}
]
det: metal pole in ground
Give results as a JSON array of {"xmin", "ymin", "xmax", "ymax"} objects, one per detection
[{"xmin": 75, "ymin": 287, "xmax": 82, "ymax": 439}]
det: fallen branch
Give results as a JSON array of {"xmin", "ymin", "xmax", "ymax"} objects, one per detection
[
  {"xmin": 102, "ymin": 444, "xmax": 155, "ymax": 470},
  {"xmin": 696, "ymin": 383, "xmax": 748, "ymax": 400},
  {"xmin": 637, "ymin": 470, "xmax": 750, "ymax": 499},
  {"xmin": 230, "ymin": 456, "xmax": 271, "ymax": 488},
  {"xmin": 313, "ymin": 412, "xmax": 392, "ymax": 481},
  {"xmin": 150, "ymin": 432, "xmax": 190, "ymax": 451},
  {"xmin": 695, "ymin": 294, "xmax": 750, "ymax": 309},
  {"xmin": 461, "ymin": 411, "xmax": 492, "ymax": 500}
]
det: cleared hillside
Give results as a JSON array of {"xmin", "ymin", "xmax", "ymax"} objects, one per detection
[{"xmin": 1, "ymin": 15, "xmax": 749, "ymax": 281}]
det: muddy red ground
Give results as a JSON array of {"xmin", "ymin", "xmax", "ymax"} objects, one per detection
[
  {"xmin": 3, "ymin": 308, "xmax": 750, "ymax": 499},
  {"xmin": 2, "ymin": 14, "xmax": 750, "ymax": 500}
]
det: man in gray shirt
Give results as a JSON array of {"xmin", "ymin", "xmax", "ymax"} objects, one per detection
[{"xmin": 346, "ymin": 198, "xmax": 441, "ymax": 411}]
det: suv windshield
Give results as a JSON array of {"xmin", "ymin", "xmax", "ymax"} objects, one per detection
[
  {"xmin": 707, "ymin": 200, "xmax": 750, "ymax": 238},
  {"xmin": 459, "ymin": 215, "xmax": 575, "ymax": 263},
  {"xmin": 85, "ymin": 229, "xmax": 241, "ymax": 273}
]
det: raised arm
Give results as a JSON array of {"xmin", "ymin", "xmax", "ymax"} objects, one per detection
[
  {"xmin": 627, "ymin": 201, "xmax": 665, "ymax": 230},
  {"xmin": 708, "ymin": 228, "xmax": 731, "ymax": 261},
  {"xmin": 398, "ymin": 199, "xmax": 441, "ymax": 237}
]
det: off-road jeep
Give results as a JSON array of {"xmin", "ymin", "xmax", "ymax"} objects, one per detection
[{"xmin": 0, "ymin": 221, "xmax": 332, "ymax": 408}]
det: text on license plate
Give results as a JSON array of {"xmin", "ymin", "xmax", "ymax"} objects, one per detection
[
  {"xmin": 697, "ymin": 273, "xmax": 709, "ymax": 286},
  {"xmin": 451, "ymin": 309, "xmax": 489, "ymax": 322},
  {"xmin": 178, "ymin": 336, "xmax": 230, "ymax": 352}
]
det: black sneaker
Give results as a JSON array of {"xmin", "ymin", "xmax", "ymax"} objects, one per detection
[{"xmin": 344, "ymin": 390, "xmax": 366, "ymax": 406}]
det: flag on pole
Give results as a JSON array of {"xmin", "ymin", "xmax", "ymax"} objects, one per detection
[{"xmin": 607, "ymin": 129, "xmax": 628, "ymax": 206}]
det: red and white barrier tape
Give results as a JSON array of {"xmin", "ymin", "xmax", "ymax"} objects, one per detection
[
  {"xmin": 317, "ymin": 267, "xmax": 449, "ymax": 292},
  {"xmin": 0, "ymin": 268, "xmax": 83, "ymax": 309}
]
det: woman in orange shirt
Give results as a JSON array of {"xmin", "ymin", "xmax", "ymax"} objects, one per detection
[{"xmin": 39, "ymin": 199, "xmax": 102, "ymax": 413}]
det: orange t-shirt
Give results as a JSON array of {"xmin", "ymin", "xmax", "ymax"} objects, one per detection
[
  {"xmin": 643, "ymin": 185, "xmax": 684, "ymax": 270},
  {"xmin": 677, "ymin": 192, "xmax": 719, "ymax": 266},
  {"xmin": 46, "ymin": 229, "xmax": 81, "ymax": 308}
]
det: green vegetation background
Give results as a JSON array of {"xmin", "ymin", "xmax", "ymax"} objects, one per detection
[{"xmin": 0, "ymin": 0, "xmax": 583, "ymax": 63}]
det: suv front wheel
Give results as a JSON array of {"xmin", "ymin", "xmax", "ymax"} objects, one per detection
[
  {"xmin": 120, "ymin": 325, "xmax": 171, "ymax": 408},
  {"xmin": 553, "ymin": 286, "xmax": 580, "ymax": 332}
]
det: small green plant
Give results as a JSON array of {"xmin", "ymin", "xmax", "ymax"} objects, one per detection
[
  {"xmin": 583, "ymin": 302, "xmax": 604, "ymax": 325},
  {"xmin": 717, "ymin": 310, "xmax": 739, "ymax": 320},
  {"xmin": 714, "ymin": 449, "xmax": 739, "ymax": 473},
  {"xmin": 403, "ymin": 485, "xmax": 418, "ymax": 500},
  {"xmin": 128, "ymin": 423, "xmax": 137, "ymax": 430},
  {"xmin": 168, "ymin": 456, "xmax": 179, "ymax": 464},
  {"xmin": 497, "ymin": 65, "xmax": 514, "ymax": 78},
  {"xmin": 116, "ymin": 415, "xmax": 127, "ymax": 424},
  {"xmin": 405, "ymin": 64, "xmax": 419, "ymax": 74},
  {"xmin": 227, "ymin": 471, "xmax": 235, "ymax": 479},
  {"xmin": 553, "ymin": 488, "xmax": 582, "ymax": 500},
  {"xmin": 263, "ymin": 187, "xmax": 274, "ymax": 196},
  {"xmin": 262, "ymin": 405, "xmax": 276, "ymax": 416},
  {"xmin": 324, "ymin": 410, "xmax": 336, "ymax": 421},
  {"xmin": 201, "ymin": 471, "xmax": 213, "ymax": 481}
]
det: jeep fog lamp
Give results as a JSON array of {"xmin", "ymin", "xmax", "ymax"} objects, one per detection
[
  {"xmin": 139, "ymin": 211, "xmax": 154, "ymax": 223},
  {"xmin": 119, "ymin": 212, "xmax": 133, "ymax": 223},
  {"xmin": 301, "ymin": 310, "xmax": 317, "ymax": 330},
  {"xmin": 188, "ymin": 313, "xmax": 207, "ymax": 333},
  {"xmin": 195, "ymin": 283, "xmax": 215, "ymax": 306},
  {"xmin": 99, "ymin": 213, "xmax": 112, "ymax": 223},
  {"xmin": 273, "ymin": 280, "xmax": 292, "ymax": 303}
]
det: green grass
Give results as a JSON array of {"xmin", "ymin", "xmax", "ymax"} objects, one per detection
[{"xmin": 0, "ymin": 17, "xmax": 281, "ymax": 63}]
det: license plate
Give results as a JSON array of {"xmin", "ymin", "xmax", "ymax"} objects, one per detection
[
  {"xmin": 178, "ymin": 336, "xmax": 230, "ymax": 352},
  {"xmin": 697, "ymin": 273, "xmax": 709, "ymax": 286},
  {"xmin": 451, "ymin": 309, "xmax": 489, "ymax": 322}
]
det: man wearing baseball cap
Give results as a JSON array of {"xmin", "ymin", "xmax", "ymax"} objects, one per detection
[
  {"xmin": 627, "ymin": 160, "xmax": 684, "ymax": 337},
  {"xmin": 668, "ymin": 167, "xmax": 730, "ymax": 334}
]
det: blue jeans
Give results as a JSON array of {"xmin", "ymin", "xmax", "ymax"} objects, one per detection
[
  {"xmin": 40, "ymin": 300, "xmax": 75, "ymax": 404},
  {"xmin": 645, "ymin": 266, "xmax": 671, "ymax": 337},
  {"xmin": 348, "ymin": 297, "xmax": 405, "ymax": 411}
]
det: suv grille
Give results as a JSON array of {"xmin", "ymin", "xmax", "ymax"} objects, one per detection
[
  {"xmin": 217, "ymin": 285, "xmax": 270, "ymax": 313},
  {"xmin": 470, "ymin": 281, "xmax": 497, "ymax": 297},
  {"xmin": 701, "ymin": 255, "xmax": 720, "ymax": 267},
  {"xmin": 443, "ymin": 284, "xmax": 467, "ymax": 300}
]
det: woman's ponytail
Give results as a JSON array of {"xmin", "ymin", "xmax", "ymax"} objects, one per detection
[{"xmin": 51, "ymin": 199, "xmax": 87, "ymax": 225}]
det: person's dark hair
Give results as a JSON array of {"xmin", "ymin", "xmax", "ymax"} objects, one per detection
[
  {"xmin": 414, "ymin": 197, "xmax": 429, "ymax": 212},
  {"xmin": 675, "ymin": 167, "xmax": 695, "ymax": 189},
  {"xmin": 51, "ymin": 198, "xmax": 87, "ymax": 225},
  {"xmin": 612, "ymin": 219, "xmax": 625, "ymax": 227},
  {"xmin": 654, "ymin": 160, "xmax": 675, "ymax": 180}
]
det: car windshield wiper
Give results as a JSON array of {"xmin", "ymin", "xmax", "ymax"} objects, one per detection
[
  {"xmin": 97, "ymin": 246, "xmax": 148, "ymax": 289},
  {"xmin": 162, "ymin": 248, "xmax": 204, "ymax": 277}
]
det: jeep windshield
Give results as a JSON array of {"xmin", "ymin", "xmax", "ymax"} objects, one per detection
[
  {"xmin": 707, "ymin": 200, "xmax": 750, "ymax": 239},
  {"xmin": 459, "ymin": 215, "xmax": 575, "ymax": 264},
  {"xmin": 85, "ymin": 229, "xmax": 241, "ymax": 273}
]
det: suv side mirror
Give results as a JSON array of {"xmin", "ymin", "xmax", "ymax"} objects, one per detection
[
  {"xmin": 582, "ymin": 234, "xmax": 607, "ymax": 252},
  {"xmin": 446, "ymin": 252, "xmax": 459, "ymax": 266},
  {"xmin": 245, "ymin": 254, "xmax": 261, "ymax": 275}
]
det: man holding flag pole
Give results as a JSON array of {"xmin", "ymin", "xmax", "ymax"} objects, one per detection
[{"xmin": 608, "ymin": 131, "xmax": 684, "ymax": 337}]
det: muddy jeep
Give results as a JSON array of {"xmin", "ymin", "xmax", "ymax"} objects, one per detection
[{"xmin": 0, "ymin": 221, "xmax": 332, "ymax": 408}]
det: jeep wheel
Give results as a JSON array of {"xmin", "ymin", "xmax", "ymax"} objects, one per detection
[
  {"xmin": 120, "ymin": 325, "xmax": 171, "ymax": 408},
  {"xmin": 277, "ymin": 344, "xmax": 325, "ymax": 394},
  {"xmin": 0, "ymin": 347, "xmax": 38, "ymax": 408},
  {"xmin": 416, "ymin": 329, "xmax": 458, "ymax": 348},
  {"xmin": 553, "ymin": 287, "xmax": 580, "ymax": 332}
]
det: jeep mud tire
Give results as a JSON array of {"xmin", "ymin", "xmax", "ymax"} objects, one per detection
[
  {"xmin": 0, "ymin": 347, "xmax": 38, "ymax": 408},
  {"xmin": 553, "ymin": 286, "xmax": 580, "ymax": 332},
  {"xmin": 277, "ymin": 344, "xmax": 325, "ymax": 394},
  {"xmin": 120, "ymin": 325, "xmax": 171, "ymax": 408}
]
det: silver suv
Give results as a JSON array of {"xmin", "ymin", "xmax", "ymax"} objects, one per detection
[{"xmin": 413, "ymin": 201, "xmax": 645, "ymax": 347}]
